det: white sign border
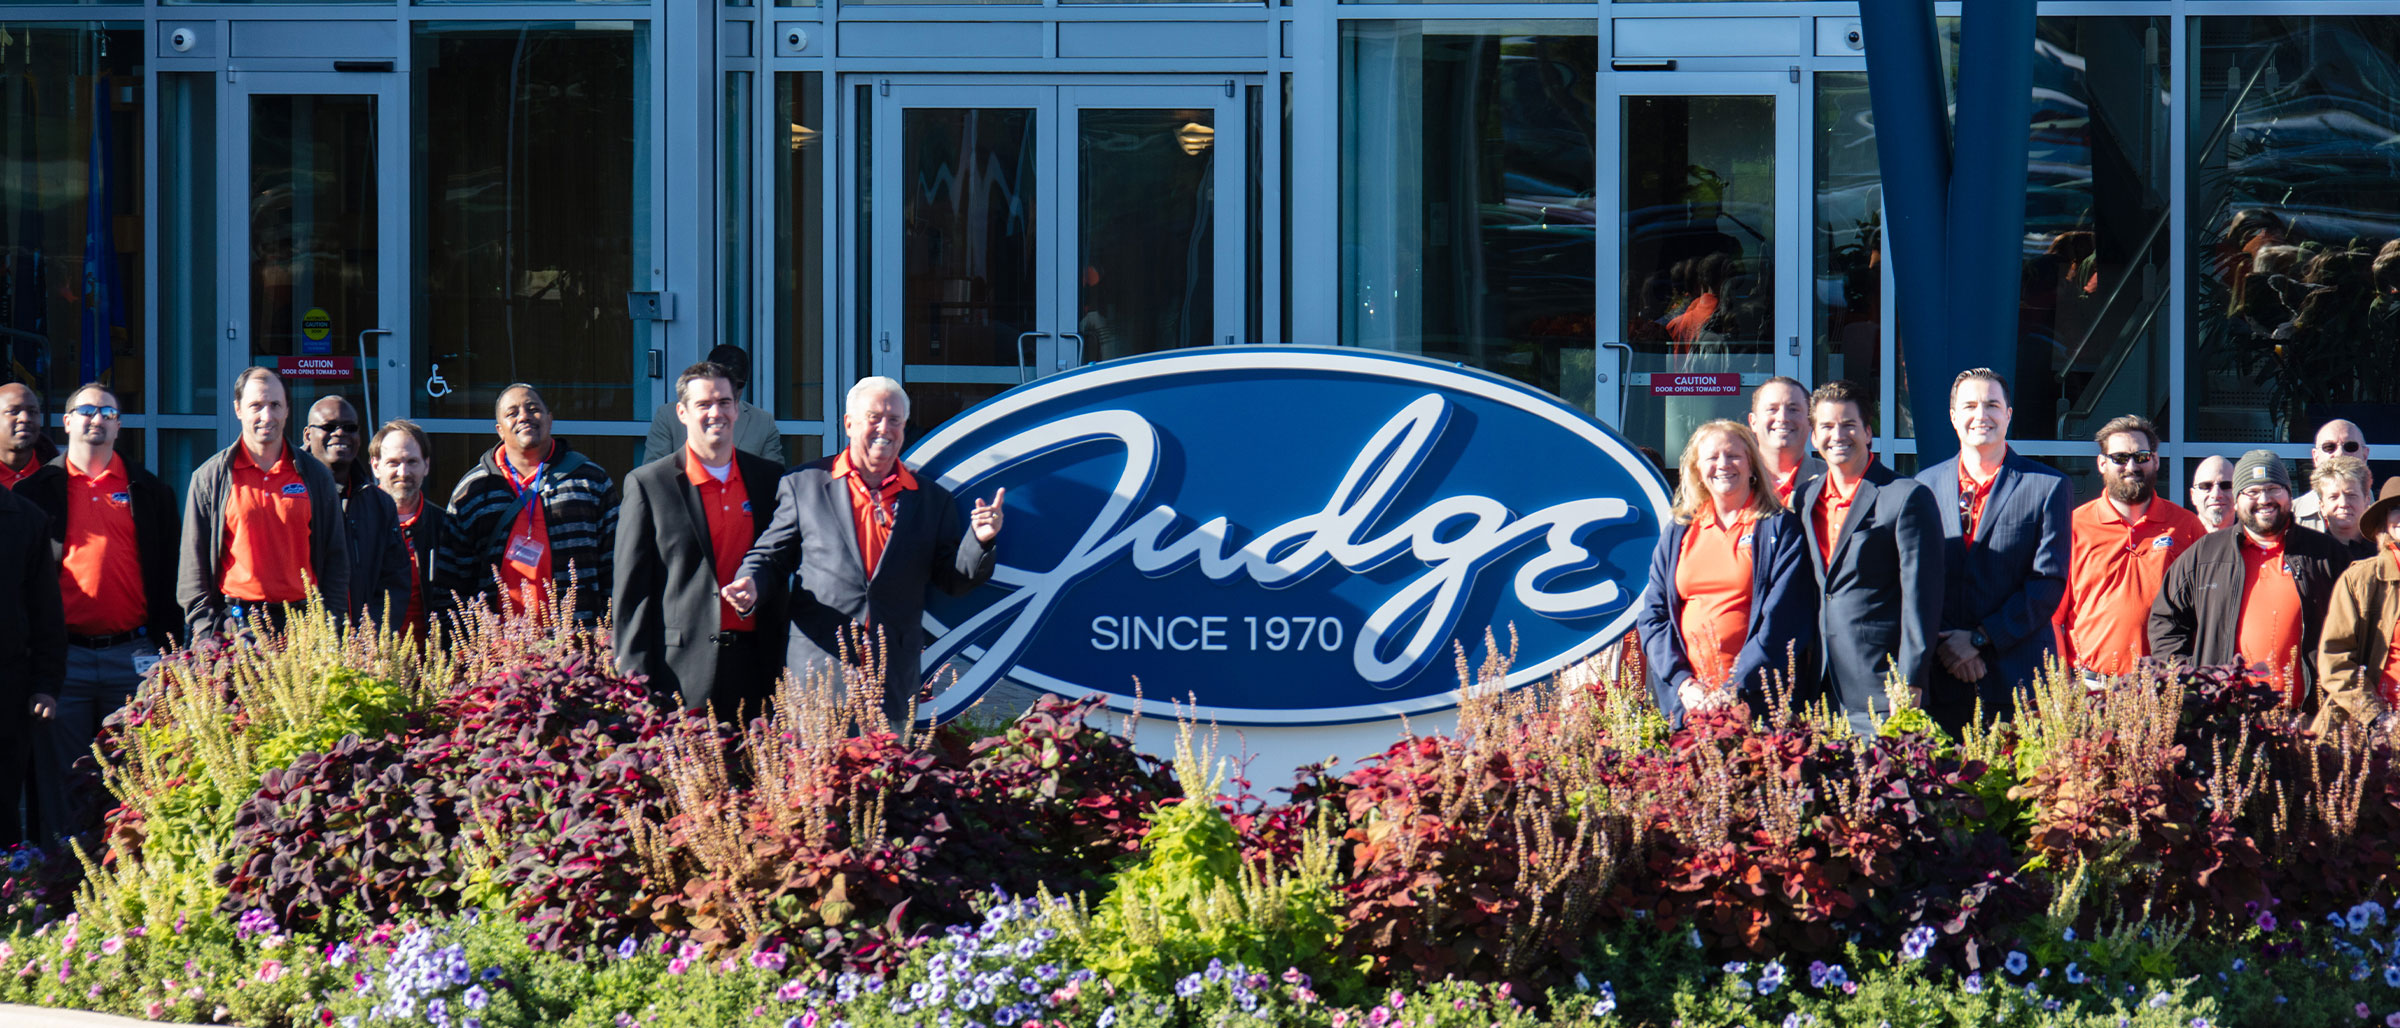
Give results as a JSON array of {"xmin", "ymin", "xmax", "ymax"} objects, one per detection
[{"xmin": 909, "ymin": 347, "xmax": 1675, "ymax": 726}]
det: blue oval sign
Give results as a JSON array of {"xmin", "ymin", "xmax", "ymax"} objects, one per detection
[{"xmin": 912, "ymin": 348, "xmax": 1670, "ymax": 727}]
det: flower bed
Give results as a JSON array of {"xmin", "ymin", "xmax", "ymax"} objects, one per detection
[{"xmin": 8, "ymin": 604, "xmax": 2400, "ymax": 1027}]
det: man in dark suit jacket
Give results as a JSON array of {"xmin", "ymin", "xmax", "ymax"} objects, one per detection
[
  {"xmin": 1796, "ymin": 380, "xmax": 1945, "ymax": 735},
  {"xmin": 0, "ymin": 482, "xmax": 65, "ymax": 844},
  {"xmin": 723, "ymin": 376, "xmax": 1001, "ymax": 730},
  {"xmin": 1913, "ymin": 369, "xmax": 2073, "ymax": 728},
  {"xmin": 615, "ymin": 363, "xmax": 789, "ymax": 716}
]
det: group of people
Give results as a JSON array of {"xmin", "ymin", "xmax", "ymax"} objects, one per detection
[
  {"xmin": 1637, "ymin": 370, "xmax": 2400, "ymax": 736},
  {"xmin": 0, "ymin": 346, "xmax": 1001, "ymax": 845}
]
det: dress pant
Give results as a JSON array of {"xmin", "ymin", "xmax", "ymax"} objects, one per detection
[
  {"xmin": 685, "ymin": 631, "xmax": 775, "ymax": 725},
  {"xmin": 38, "ymin": 635, "xmax": 149, "ymax": 840}
]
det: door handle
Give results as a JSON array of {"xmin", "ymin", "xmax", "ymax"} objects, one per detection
[
  {"xmin": 357, "ymin": 328, "xmax": 393, "ymax": 432},
  {"xmin": 1014, "ymin": 331, "xmax": 1051, "ymax": 383},
  {"xmin": 1056, "ymin": 332, "xmax": 1085, "ymax": 371}
]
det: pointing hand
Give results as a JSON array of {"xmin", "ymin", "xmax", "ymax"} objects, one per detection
[{"xmin": 972, "ymin": 487, "xmax": 1006, "ymax": 544}]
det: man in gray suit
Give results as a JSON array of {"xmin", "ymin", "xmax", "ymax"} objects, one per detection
[
  {"xmin": 615, "ymin": 362, "xmax": 789, "ymax": 717},
  {"xmin": 722, "ymin": 376, "xmax": 1001, "ymax": 729},
  {"xmin": 1795, "ymin": 379, "xmax": 1945, "ymax": 734}
]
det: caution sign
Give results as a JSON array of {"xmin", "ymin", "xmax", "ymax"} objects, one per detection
[{"xmin": 301, "ymin": 307, "xmax": 332, "ymax": 355}]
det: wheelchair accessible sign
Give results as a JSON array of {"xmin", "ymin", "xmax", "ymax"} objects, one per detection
[{"xmin": 910, "ymin": 348, "xmax": 1671, "ymax": 727}]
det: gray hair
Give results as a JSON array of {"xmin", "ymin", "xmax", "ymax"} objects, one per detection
[{"xmin": 846, "ymin": 376, "xmax": 910, "ymax": 418}]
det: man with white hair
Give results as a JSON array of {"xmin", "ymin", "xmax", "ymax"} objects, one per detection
[
  {"xmin": 2296, "ymin": 419, "xmax": 2371, "ymax": 531},
  {"xmin": 722, "ymin": 377, "xmax": 1002, "ymax": 729}
]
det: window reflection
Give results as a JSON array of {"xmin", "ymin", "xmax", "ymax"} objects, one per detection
[
  {"xmin": 411, "ymin": 22, "xmax": 649, "ymax": 423},
  {"xmin": 1844, "ymin": 18, "xmax": 2169, "ymax": 445},
  {"xmin": 0, "ymin": 25, "xmax": 144, "ymax": 414},
  {"xmin": 2193, "ymin": 16, "xmax": 2400, "ymax": 446},
  {"xmin": 1342, "ymin": 21, "xmax": 1598, "ymax": 411},
  {"xmin": 1813, "ymin": 72, "xmax": 1881, "ymax": 417}
]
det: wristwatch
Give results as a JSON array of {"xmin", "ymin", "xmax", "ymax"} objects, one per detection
[{"xmin": 1970, "ymin": 627, "xmax": 1991, "ymax": 650}]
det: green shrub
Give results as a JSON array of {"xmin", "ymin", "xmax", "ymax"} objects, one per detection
[{"xmin": 1052, "ymin": 721, "xmax": 1356, "ymax": 1002}]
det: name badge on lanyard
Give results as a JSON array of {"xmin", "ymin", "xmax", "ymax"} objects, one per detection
[{"xmin": 505, "ymin": 462, "xmax": 548, "ymax": 576}]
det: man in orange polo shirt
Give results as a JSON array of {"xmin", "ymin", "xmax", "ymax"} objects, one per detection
[
  {"xmin": 0, "ymin": 383, "xmax": 58, "ymax": 490},
  {"xmin": 2054, "ymin": 415, "xmax": 2206, "ymax": 688},
  {"xmin": 723, "ymin": 376, "xmax": 1001, "ymax": 731},
  {"xmin": 175, "ymin": 367, "xmax": 350, "ymax": 641},
  {"xmin": 1747, "ymin": 377, "xmax": 1823, "ymax": 505},
  {"xmin": 17, "ymin": 382, "xmax": 181, "ymax": 838},
  {"xmin": 2150, "ymin": 450, "xmax": 2344, "ymax": 707},
  {"xmin": 615, "ymin": 362, "xmax": 788, "ymax": 716}
]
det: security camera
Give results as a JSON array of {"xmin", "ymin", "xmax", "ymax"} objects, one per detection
[
  {"xmin": 1845, "ymin": 28, "xmax": 1864, "ymax": 50},
  {"xmin": 171, "ymin": 27, "xmax": 196, "ymax": 52}
]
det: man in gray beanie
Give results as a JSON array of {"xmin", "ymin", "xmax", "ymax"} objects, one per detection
[{"xmin": 2149, "ymin": 449, "xmax": 2346, "ymax": 711}]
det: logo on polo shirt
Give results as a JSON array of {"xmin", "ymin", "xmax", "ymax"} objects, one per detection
[
  {"xmin": 741, "ymin": 501, "xmax": 752, "ymax": 515},
  {"xmin": 2152, "ymin": 535, "xmax": 2174, "ymax": 549},
  {"xmin": 281, "ymin": 483, "xmax": 307, "ymax": 497},
  {"xmin": 109, "ymin": 491, "xmax": 130, "ymax": 505}
]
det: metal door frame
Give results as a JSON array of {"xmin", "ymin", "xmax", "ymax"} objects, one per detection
[
  {"xmin": 219, "ymin": 70, "xmax": 409, "ymax": 445},
  {"xmin": 860, "ymin": 75, "xmax": 1258, "ymax": 407},
  {"xmin": 1593, "ymin": 69, "xmax": 1804, "ymax": 432}
]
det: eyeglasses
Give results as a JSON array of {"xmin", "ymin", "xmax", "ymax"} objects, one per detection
[
  {"xmin": 2100, "ymin": 450, "xmax": 2156, "ymax": 467},
  {"xmin": 309, "ymin": 420, "xmax": 361, "ymax": 435},
  {"xmin": 2320, "ymin": 440, "xmax": 2364, "ymax": 454},
  {"xmin": 67, "ymin": 404, "xmax": 120, "ymax": 420}
]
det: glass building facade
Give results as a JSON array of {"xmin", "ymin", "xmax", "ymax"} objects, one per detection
[{"xmin": 0, "ymin": 1, "xmax": 2386, "ymax": 499}]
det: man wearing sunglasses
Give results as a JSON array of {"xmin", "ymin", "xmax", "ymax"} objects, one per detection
[
  {"xmin": 2052, "ymin": 415, "xmax": 2206, "ymax": 689},
  {"xmin": 16, "ymin": 383, "xmax": 179, "ymax": 838},
  {"xmin": 303, "ymin": 396, "xmax": 412, "ymax": 630},
  {"xmin": 1912, "ymin": 368, "xmax": 2073, "ymax": 728},
  {"xmin": 2295, "ymin": 419, "xmax": 2371, "ymax": 532},
  {"xmin": 2189, "ymin": 456, "xmax": 2237, "ymax": 532}
]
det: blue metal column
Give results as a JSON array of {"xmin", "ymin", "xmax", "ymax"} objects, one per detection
[
  {"xmin": 1943, "ymin": 0, "xmax": 2038, "ymax": 466},
  {"xmin": 1858, "ymin": 0, "xmax": 2034, "ymax": 465}
]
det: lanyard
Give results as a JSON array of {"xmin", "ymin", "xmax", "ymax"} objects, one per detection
[{"xmin": 503, "ymin": 456, "xmax": 546, "ymax": 498}]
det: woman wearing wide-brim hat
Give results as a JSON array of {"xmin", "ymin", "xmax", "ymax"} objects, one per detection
[{"xmin": 2314, "ymin": 477, "xmax": 2400, "ymax": 732}]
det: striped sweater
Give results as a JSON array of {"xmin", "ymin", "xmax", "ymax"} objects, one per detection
[{"xmin": 433, "ymin": 439, "xmax": 617, "ymax": 623}]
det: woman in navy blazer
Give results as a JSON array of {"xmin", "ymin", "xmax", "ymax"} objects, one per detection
[{"xmin": 1635, "ymin": 420, "xmax": 1818, "ymax": 725}]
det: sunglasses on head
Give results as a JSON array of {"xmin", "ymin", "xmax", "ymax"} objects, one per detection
[
  {"xmin": 2321, "ymin": 440, "xmax": 2363, "ymax": 454},
  {"xmin": 2100, "ymin": 450, "xmax": 2156, "ymax": 467}
]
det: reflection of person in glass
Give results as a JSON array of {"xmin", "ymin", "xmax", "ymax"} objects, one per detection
[{"xmin": 1634, "ymin": 420, "xmax": 1814, "ymax": 727}]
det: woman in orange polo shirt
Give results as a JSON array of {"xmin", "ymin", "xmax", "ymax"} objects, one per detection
[{"xmin": 1635, "ymin": 420, "xmax": 1818, "ymax": 725}]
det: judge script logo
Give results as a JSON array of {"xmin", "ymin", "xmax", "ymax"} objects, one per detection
[{"xmin": 911, "ymin": 348, "xmax": 1670, "ymax": 726}]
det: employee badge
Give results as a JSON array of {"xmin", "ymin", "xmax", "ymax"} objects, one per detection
[{"xmin": 506, "ymin": 527, "xmax": 546, "ymax": 574}]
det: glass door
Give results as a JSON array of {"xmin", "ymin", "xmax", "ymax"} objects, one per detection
[
  {"xmin": 1056, "ymin": 85, "xmax": 1244, "ymax": 367},
  {"xmin": 1596, "ymin": 71, "xmax": 1801, "ymax": 466},
  {"xmin": 870, "ymin": 79, "xmax": 1247, "ymax": 434},
  {"xmin": 872, "ymin": 84, "xmax": 1054, "ymax": 434},
  {"xmin": 223, "ymin": 72, "xmax": 408, "ymax": 438}
]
